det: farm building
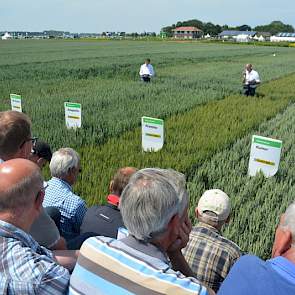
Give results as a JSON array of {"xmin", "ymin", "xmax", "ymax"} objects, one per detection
[
  {"xmin": 219, "ymin": 30, "xmax": 256, "ymax": 41},
  {"xmin": 172, "ymin": 26, "xmax": 203, "ymax": 39},
  {"xmin": 270, "ymin": 32, "xmax": 295, "ymax": 42}
]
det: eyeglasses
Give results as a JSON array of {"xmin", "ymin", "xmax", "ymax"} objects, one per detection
[{"xmin": 20, "ymin": 137, "xmax": 38, "ymax": 149}]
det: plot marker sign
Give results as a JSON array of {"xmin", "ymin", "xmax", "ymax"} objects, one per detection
[
  {"xmin": 64, "ymin": 102, "xmax": 82, "ymax": 129},
  {"xmin": 10, "ymin": 94, "xmax": 22, "ymax": 112},
  {"xmin": 142, "ymin": 116, "xmax": 164, "ymax": 152},
  {"xmin": 248, "ymin": 135, "xmax": 282, "ymax": 177}
]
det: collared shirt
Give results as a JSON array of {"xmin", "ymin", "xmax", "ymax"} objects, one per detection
[
  {"xmin": 245, "ymin": 70, "xmax": 260, "ymax": 87},
  {"xmin": 0, "ymin": 219, "xmax": 69, "ymax": 294},
  {"xmin": 69, "ymin": 235, "xmax": 209, "ymax": 295},
  {"xmin": 218, "ymin": 255, "xmax": 295, "ymax": 295},
  {"xmin": 183, "ymin": 222, "xmax": 241, "ymax": 292},
  {"xmin": 43, "ymin": 177, "xmax": 87, "ymax": 240},
  {"xmin": 80, "ymin": 195, "xmax": 124, "ymax": 239},
  {"xmin": 139, "ymin": 63, "xmax": 155, "ymax": 76}
]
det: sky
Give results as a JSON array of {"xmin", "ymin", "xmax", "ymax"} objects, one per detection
[{"xmin": 1, "ymin": 0, "xmax": 295, "ymax": 33}]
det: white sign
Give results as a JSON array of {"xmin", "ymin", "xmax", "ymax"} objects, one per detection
[
  {"xmin": 10, "ymin": 94, "xmax": 22, "ymax": 112},
  {"xmin": 142, "ymin": 116, "xmax": 164, "ymax": 152},
  {"xmin": 248, "ymin": 135, "xmax": 282, "ymax": 177},
  {"xmin": 64, "ymin": 102, "xmax": 81, "ymax": 129}
]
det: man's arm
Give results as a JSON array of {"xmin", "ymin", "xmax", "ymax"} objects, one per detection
[{"xmin": 53, "ymin": 250, "xmax": 79, "ymax": 272}]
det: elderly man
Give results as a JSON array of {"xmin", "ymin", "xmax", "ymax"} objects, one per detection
[
  {"xmin": 0, "ymin": 159, "xmax": 70, "ymax": 294},
  {"xmin": 80, "ymin": 167, "xmax": 137, "ymax": 238},
  {"xmin": 218, "ymin": 202, "xmax": 295, "ymax": 294},
  {"xmin": 183, "ymin": 189, "xmax": 242, "ymax": 292},
  {"xmin": 43, "ymin": 148, "xmax": 87, "ymax": 241},
  {"xmin": 0, "ymin": 110, "xmax": 65, "ymax": 250},
  {"xmin": 242, "ymin": 63, "xmax": 261, "ymax": 96},
  {"xmin": 69, "ymin": 168, "xmax": 213, "ymax": 295}
]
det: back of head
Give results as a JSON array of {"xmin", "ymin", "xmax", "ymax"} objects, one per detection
[
  {"xmin": 197, "ymin": 189, "xmax": 230, "ymax": 227},
  {"xmin": 120, "ymin": 168, "xmax": 188, "ymax": 241},
  {"xmin": 111, "ymin": 167, "xmax": 138, "ymax": 196},
  {"xmin": 50, "ymin": 147, "xmax": 79, "ymax": 178},
  {"xmin": 145, "ymin": 58, "xmax": 151, "ymax": 64},
  {"xmin": 0, "ymin": 111, "xmax": 31, "ymax": 159},
  {"xmin": 32, "ymin": 140, "xmax": 52, "ymax": 162},
  {"xmin": 0, "ymin": 159, "xmax": 42, "ymax": 212}
]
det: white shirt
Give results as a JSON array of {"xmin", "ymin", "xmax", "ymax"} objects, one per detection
[
  {"xmin": 245, "ymin": 70, "xmax": 260, "ymax": 87},
  {"xmin": 139, "ymin": 63, "xmax": 154, "ymax": 77}
]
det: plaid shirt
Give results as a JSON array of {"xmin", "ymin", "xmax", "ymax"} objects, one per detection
[
  {"xmin": 183, "ymin": 222, "xmax": 242, "ymax": 292},
  {"xmin": 43, "ymin": 177, "xmax": 87, "ymax": 240},
  {"xmin": 0, "ymin": 219, "xmax": 70, "ymax": 294}
]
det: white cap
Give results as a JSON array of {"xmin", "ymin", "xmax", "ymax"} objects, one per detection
[{"xmin": 198, "ymin": 189, "xmax": 230, "ymax": 221}]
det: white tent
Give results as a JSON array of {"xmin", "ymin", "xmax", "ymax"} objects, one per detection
[
  {"xmin": 1, "ymin": 32, "xmax": 12, "ymax": 40},
  {"xmin": 236, "ymin": 34, "xmax": 250, "ymax": 42}
]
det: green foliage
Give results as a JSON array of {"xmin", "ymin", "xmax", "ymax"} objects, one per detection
[
  {"xmin": 188, "ymin": 102, "xmax": 295, "ymax": 259},
  {"xmin": 255, "ymin": 21, "xmax": 295, "ymax": 35}
]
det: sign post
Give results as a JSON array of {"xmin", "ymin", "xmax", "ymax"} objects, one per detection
[
  {"xmin": 248, "ymin": 135, "xmax": 282, "ymax": 177},
  {"xmin": 64, "ymin": 102, "xmax": 82, "ymax": 129},
  {"xmin": 141, "ymin": 116, "xmax": 164, "ymax": 152},
  {"xmin": 10, "ymin": 94, "xmax": 22, "ymax": 112}
]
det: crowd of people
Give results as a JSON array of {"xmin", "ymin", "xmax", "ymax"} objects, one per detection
[{"xmin": 0, "ymin": 107, "xmax": 293, "ymax": 295}]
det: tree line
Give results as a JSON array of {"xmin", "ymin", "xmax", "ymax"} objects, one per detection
[{"xmin": 161, "ymin": 20, "xmax": 295, "ymax": 37}]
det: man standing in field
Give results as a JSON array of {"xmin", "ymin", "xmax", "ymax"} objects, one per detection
[
  {"xmin": 183, "ymin": 189, "xmax": 242, "ymax": 292},
  {"xmin": 242, "ymin": 63, "xmax": 260, "ymax": 96},
  {"xmin": 139, "ymin": 58, "xmax": 155, "ymax": 82},
  {"xmin": 218, "ymin": 202, "xmax": 295, "ymax": 294}
]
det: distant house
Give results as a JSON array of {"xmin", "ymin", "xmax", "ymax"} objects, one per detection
[
  {"xmin": 270, "ymin": 32, "xmax": 295, "ymax": 42},
  {"xmin": 1, "ymin": 32, "xmax": 12, "ymax": 40},
  {"xmin": 219, "ymin": 30, "xmax": 256, "ymax": 41},
  {"xmin": 254, "ymin": 32, "xmax": 271, "ymax": 41},
  {"xmin": 172, "ymin": 26, "xmax": 203, "ymax": 39}
]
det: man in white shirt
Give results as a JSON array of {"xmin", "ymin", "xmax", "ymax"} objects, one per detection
[
  {"xmin": 242, "ymin": 64, "xmax": 261, "ymax": 96},
  {"xmin": 139, "ymin": 58, "xmax": 155, "ymax": 82}
]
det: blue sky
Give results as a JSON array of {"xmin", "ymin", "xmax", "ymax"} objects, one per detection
[{"xmin": 1, "ymin": 0, "xmax": 294, "ymax": 33}]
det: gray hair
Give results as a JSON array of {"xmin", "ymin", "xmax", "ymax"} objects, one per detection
[
  {"xmin": 50, "ymin": 148, "xmax": 80, "ymax": 178},
  {"xmin": 120, "ymin": 168, "xmax": 189, "ymax": 241},
  {"xmin": 281, "ymin": 202, "xmax": 295, "ymax": 243},
  {"xmin": 0, "ymin": 169, "xmax": 43, "ymax": 211}
]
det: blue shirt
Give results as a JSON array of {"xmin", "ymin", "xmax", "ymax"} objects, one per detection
[
  {"xmin": 218, "ymin": 255, "xmax": 295, "ymax": 295},
  {"xmin": 0, "ymin": 220, "xmax": 70, "ymax": 294},
  {"xmin": 43, "ymin": 177, "xmax": 87, "ymax": 240}
]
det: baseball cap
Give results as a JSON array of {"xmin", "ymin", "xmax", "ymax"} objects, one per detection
[
  {"xmin": 32, "ymin": 140, "xmax": 52, "ymax": 162},
  {"xmin": 198, "ymin": 189, "xmax": 230, "ymax": 221}
]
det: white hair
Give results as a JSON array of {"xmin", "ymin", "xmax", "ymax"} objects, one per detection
[
  {"xmin": 49, "ymin": 148, "xmax": 80, "ymax": 178},
  {"xmin": 282, "ymin": 202, "xmax": 295, "ymax": 244},
  {"xmin": 120, "ymin": 168, "xmax": 189, "ymax": 241}
]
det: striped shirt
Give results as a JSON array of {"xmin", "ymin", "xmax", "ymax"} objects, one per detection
[
  {"xmin": 0, "ymin": 219, "xmax": 70, "ymax": 294},
  {"xmin": 69, "ymin": 236, "xmax": 209, "ymax": 295},
  {"xmin": 43, "ymin": 177, "xmax": 87, "ymax": 240},
  {"xmin": 183, "ymin": 222, "xmax": 241, "ymax": 292}
]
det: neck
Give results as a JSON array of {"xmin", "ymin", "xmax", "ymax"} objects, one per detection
[
  {"xmin": 0, "ymin": 212, "xmax": 32, "ymax": 232},
  {"xmin": 281, "ymin": 246, "xmax": 295, "ymax": 265}
]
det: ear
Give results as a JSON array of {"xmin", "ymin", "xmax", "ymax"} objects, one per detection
[
  {"xmin": 34, "ymin": 191, "xmax": 44, "ymax": 213},
  {"xmin": 109, "ymin": 180, "xmax": 114, "ymax": 193},
  {"xmin": 195, "ymin": 207, "xmax": 202, "ymax": 219},
  {"xmin": 167, "ymin": 214, "xmax": 181, "ymax": 237},
  {"xmin": 272, "ymin": 228, "xmax": 292, "ymax": 258}
]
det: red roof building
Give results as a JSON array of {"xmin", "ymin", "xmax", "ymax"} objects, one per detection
[{"xmin": 172, "ymin": 26, "xmax": 203, "ymax": 39}]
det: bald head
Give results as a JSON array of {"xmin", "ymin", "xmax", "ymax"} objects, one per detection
[
  {"xmin": 110, "ymin": 167, "xmax": 138, "ymax": 196},
  {"xmin": 0, "ymin": 159, "xmax": 43, "ymax": 211}
]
